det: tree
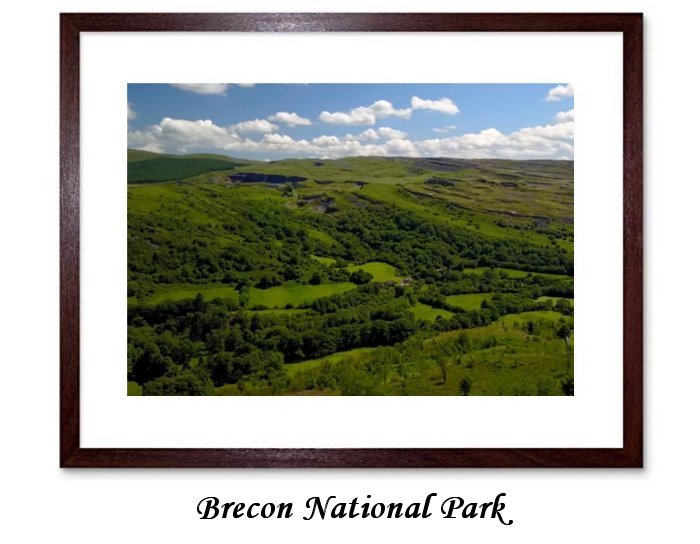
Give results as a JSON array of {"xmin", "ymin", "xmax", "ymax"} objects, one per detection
[
  {"xmin": 556, "ymin": 324, "xmax": 571, "ymax": 344},
  {"xmin": 207, "ymin": 351, "xmax": 236, "ymax": 386},
  {"xmin": 561, "ymin": 376, "xmax": 574, "ymax": 396},
  {"xmin": 455, "ymin": 331, "xmax": 471, "ymax": 354},
  {"xmin": 437, "ymin": 358, "xmax": 448, "ymax": 384},
  {"xmin": 257, "ymin": 275, "xmax": 280, "ymax": 289},
  {"xmin": 349, "ymin": 269, "xmax": 373, "ymax": 285},
  {"xmin": 309, "ymin": 272, "xmax": 323, "ymax": 285},
  {"xmin": 282, "ymin": 265, "xmax": 301, "ymax": 281},
  {"xmin": 459, "ymin": 377, "xmax": 473, "ymax": 396},
  {"xmin": 142, "ymin": 371, "xmax": 212, "ymax": 396},
  {"xmin": 130, "ymin": 342, "xmax": 173, "ymax": 384}
]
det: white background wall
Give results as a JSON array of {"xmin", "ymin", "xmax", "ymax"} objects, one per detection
[{"xmin": 1, "ymin": 0, "xmax": 697, "ymax": 542}]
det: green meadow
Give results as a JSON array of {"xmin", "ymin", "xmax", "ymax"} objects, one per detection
[
  {"xmin": 248, "ymin": 282, "xmax": 357, "ymax": 308},
  {"xmin": 346, "ymin": 262, "xmax": 403, "ymax": 283},
  {"xmin": 446, "ymin": 293, "xmax": 495, "ymax": 311}
]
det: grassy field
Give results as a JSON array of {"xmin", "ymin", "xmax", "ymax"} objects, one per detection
[
  {"xmin": 284, "ymin": 314, "xmax": 573, "ymax": 396},
  {"xmin": 310, "ymin": 255, "xmax": 337, "ymax": 266},
  {"xmin": 347, "ymin": 262, "xmax": 403, "ymax": 283},
  {"xmin": 248, "ymin": 308, "xmax": 310, "ymax": 317},
  {"xmin": 127, "ymin": 381, "xmax": 142, "ymax": 396},
  {"xmin": 446, "ymin": 293, "xmax": 495, "ymax": 311},
  {"xmin": 132, "ymin": 283, "xmax": 239, "ymax": 306},
  {"xmin": 306, "ymin": 228, "xmax": 337, "ymax": 245},
  {"xmin": 537, "ymin": 295, "xmax": 574, "ymax": 304},
  {"xmin": 285, "ymin": 347, "xmax": 379, "ymax": 375},
  {"xmin": 498, "ymin": 310, "xmax": 573, "ymax": 328},
  {"xmin": 463, "ymin": 267, "xmax": 572, "ymax": 280},
  {"xmin": 248, "ymin": 282, "xmax": 356, "ymax": 308}
]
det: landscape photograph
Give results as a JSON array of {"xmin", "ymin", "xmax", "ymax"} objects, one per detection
[{"xmin": 127, "ymin": 83, "xmax": 574, "ymax": 396}]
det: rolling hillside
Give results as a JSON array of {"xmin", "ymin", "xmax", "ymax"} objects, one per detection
[
  {"xmin": 127, "ymin": 152, "xmax": 574, "ymax": 396},
  {"xmin": 127, "ymin": 148, "xmax": 252, "ymax": 183}
]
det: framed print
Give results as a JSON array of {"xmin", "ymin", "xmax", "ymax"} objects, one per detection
[{"xmin": 60, "ymin": 13, "xmax": 643, "ymax": 467}]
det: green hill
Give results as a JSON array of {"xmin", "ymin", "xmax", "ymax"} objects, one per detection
[
  {"xmin": 127, "ymin": 148, "xmax": 251, "ymax": 183},
  {"xmin": 127, "ymin": 149, "xmax": 163, "ymax": 163}
]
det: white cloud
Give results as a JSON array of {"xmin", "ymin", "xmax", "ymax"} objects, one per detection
[
  {"xmin": 357, "ymin": 127, "xmax": 407, "ymax": 141},
  {"xmin": 415, "ymin": 121, "xmax": 573, "ymax": 160},
  {"xmin": 378, "ymin": 127, "xmax": 408, "ymax": 139},
  {"xmin": 319, "ymin": 100, "xmax": 411, "ymax": 125},
  {"xmin": 385, "ymin": 138, "xmax": 419, "ymax": 157},
  {"xmin": 263, "ymin": 133, "xmax": 298, "ymax": 145},
  {"xmin": 319, "ymin": 108, "xmax": 375, "ymax": 125},
  {"xmin": 128, "ymin": 117, "xmax": 238, "ymax": 154},
  {"xmin": 370, "ymin": 100, "xmax": 412, "ymax": 120},
  {"xmin": 129, "ymin": 115, "xmax": 573, "ymax": 160},
  {"xmin": 433, "ymin": 125, "xmax": 456, "ymax": 134},
  {"xmin": 127, "ymin": 103, "xmax": 137, "ymax": 121},
  {"xmin": 311, "ymin": 135, "xmax": 342, "ymax": 147},
  {"xmin": 319, "ymin": 96, "xmax": 461, "ymax": 125},
  {"xmin": 545, "ymin": 84, "xmax": 574, "ymax": 102},
  {"xmin": 411, "ymin": 96, "xmax": 460, "ymax": 115},
  {"xmin": 555, "ymin": 109, "xmax": 574, "ymax": 123},
  {"xmin": 236, "ymin": 83, "xmax": 256, "ymax": 88},
  {"xmin": 357, "ymin": 129, "xmax": 380, "ymax": 141},
  {"xmin": 170, "ymin": 84, "xmax": 230, "ymax": 96},
  {"xmin": 231, "ymin": 119, "xmax": 278, "ymax": 134},
  {"xmin": 268, "ymin": 112, "xmax": 312, "ymax": 126}
]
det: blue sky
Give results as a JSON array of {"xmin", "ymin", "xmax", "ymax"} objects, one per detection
[{"xmin": 127, "ymin": 83, "xmax": 574, "ymax": 160}]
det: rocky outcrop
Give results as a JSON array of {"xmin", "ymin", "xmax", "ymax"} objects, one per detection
[{"xmin": 229, "ymin": 172, "xmax": 307, "ymax": 184}]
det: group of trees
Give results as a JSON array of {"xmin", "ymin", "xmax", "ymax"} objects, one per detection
[{"xmin": 128, "ymin": 272, "xmax": 573, "ymax": 395}]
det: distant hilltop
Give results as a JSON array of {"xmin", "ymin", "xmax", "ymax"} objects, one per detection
[{"xmin": 127, "ymin": 148, "xmax": 572, "ymax": 184}]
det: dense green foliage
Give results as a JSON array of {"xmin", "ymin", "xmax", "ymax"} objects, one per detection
[{"xmin": 127, "ymin": 152, "xmax": 574, "ymax": 395}]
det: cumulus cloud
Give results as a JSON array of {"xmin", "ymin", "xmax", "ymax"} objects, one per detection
[
  {"xmin": 357, "ymin": 129, "xmax": 380, "ymax": 141},
  {"xmin": 411, "ymin": 96, "xmax": 460, "ymax": 115},
  {"xmin": 268, "ymin": 112, "xmax": 312, "ymax": 126},
  {"xmin": 129, "ymin": 113, "xmax": 573, "ymax": 160},
  {"xmin": 319, "ymin": 96, "xmax": 461, "ymax": 125},
  {"xmin": 433, "ymin": 125, "xmax": 456, "ymax": 134},
  {"xmin": 378, "ymin": 126, "xmax": 408, "ymax": 139},
  {"xmin": 385, "ymin": 138, "xmax": 419, "ymax": 156},
  {"xmin": 170, "ymin": 83, "xmax": 231, "ymax": 96},
  {"xmin": 127, "ymin": 117, "xmax": 238, "ymax": 154},
  {"xmin": 371, "ymin": 100, "xmax": 412, "ymax": 119},
  {"xmin": 545, "ymin": 84, "xmax": 574, "ymax": 102},
  {"xmin": 555, "ymin": 109, "xmax": 574, "ymax": 123},
  {"xmin": 231, "ymin": 119, "xmax": 278, "ymax": 134},
  {"xmin": 319, "ymin": 100, "xmax": 412, "ymax": 125},
  {"xmin": 127, "ymin": 103, "xmax": 137, "ymax": 121},
  {"xmin": 236, "ymin": 83, "xmax": 256, "ymax": 88},
  {"xmin": 319, "ymin": 109, "xmax": 375, "ymax": 125},
  {"xmin": 357, "ymin": 127, "xmax": 408, "ymax": 141},
  {"xmin": 415, "ymin": 120, "xmax": 573, "ymax": 160}
]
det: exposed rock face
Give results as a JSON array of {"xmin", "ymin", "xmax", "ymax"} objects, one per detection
[
  {"xmin": 425, "ymin": 178, "xmax": 457, "ymax": 187},
  {"xmin": 413, "ymin": 158, "xmax": 483, "ymax": 172},
  {"xmin": 229, "ymin": 173, "xmax": 307, "ymax": 184}
]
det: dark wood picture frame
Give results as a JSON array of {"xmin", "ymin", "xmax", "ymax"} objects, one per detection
[{"xmin": 60, "ymin": 12, "xmax": 643, "ymax": 468}]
